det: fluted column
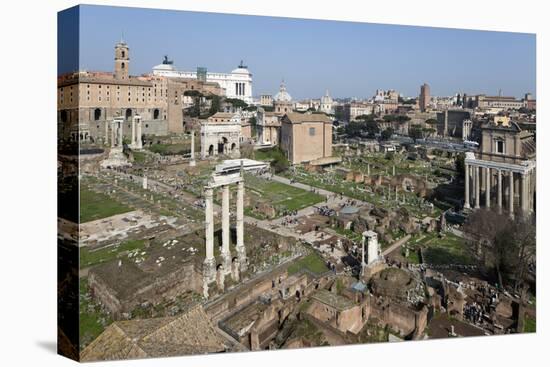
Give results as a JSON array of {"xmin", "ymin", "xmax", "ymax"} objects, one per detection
[
  {"xmin": 521, "ymin": 173, "xmax": 528, "ymax": 214},
  {"xmin": 110, "ymin": 121, "xmax": 116, "ymax": 148},
  {"xmin": 236, "ymin": 180, "xmax": 247, "ymax": 271},
  {"xmin": 221, "ymin": 185, "xmax": 231, "ymax": 271},
  {"xmin": 204, "ymin": 187, "xmax": 215, "ymax": 276},
  {"xmin": 464, "ymin": 163, "xmax": 470, "ymax": 209},
  {"xmin": 485, "ymin": 167, "xmax": 491, "ymax": 208},
  {"xmin": 105, "ymin": 120, "xmax": 109, "ymax": 146},
  {"xmin": 508, "ymin": 171, "xmax": 514, "ymax": 217},
  {"xmin": 475, "ymin": 166, "xmax": 480, "ymax": 209},
  {"xmin": 497, "ymin": 169, "xmax": 502, "ymax": 213},
  {"xmin": 190, "ymin": 130, "xmax": 196, "ymax": 167},
  {"xmin": 131, "ymin": 117, "xmax": 136, "ymax": 147},
  {"xmin": 118, "ymin": 121, "xmax": 123, "ymax": 147}
]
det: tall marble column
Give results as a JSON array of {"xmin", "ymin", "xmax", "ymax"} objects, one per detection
[
  {"xmin": 508, "ymin": 171, "xmax": 514, "ymax": 217},
  {"xmin": 136, "ymin": 118, "xmax": 142, "ymax": 149},
  {"xmin": 105, "ymin": 120, "xmax": 109, "ymax": 146},
  {"xmin": 485, "ymin": 167, "xmax": 491, "ymax": 208},
  {"xmin": 497, "ymin": 169, "xmax": 502, "ymax": 213},
  {"xmin": 236, "ymin": 180, "xmax": 247, "ymax": 271},
  {"xmin": 203, "ymin": 187, "xmax": 215, "ymax": 281},
  {"xmin": 117, "ymin": 121, "xmax": 123, "ymax": 147},
  {"xmin": 521, "ymin": 173, "xmax": 528, "ymax": 214},
  {"xmin": 475, "ymin": 166, "xmax": 480, "ymax": 209},
  {"xmin": 190, "ymin": 130, "xmax": 196, "ymax": 167},
  {"xmin": 221, "ymin": 185, "xmax": 231, "ymax": 271},
  {"xmin": 110, "ymin": 121, "xmax": 116, "ymax": 148},
  {"xmin": 464, "ymin": 163, "xmax": 470, "ymax": 209},
  {"xmin": 131, "ymin": 117, "xmax": 136, "ymax": 147}
]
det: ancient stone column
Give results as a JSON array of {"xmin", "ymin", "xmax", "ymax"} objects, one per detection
[
  {"xmin": 111, "ymin": 121, "xmax": 116, "ymax": 148},
  {"xmin": 118, "ymin": 121, "xmax": 123, "ymax": 147},
  {"xmin": 236, "ymin": 180, "xmax": 247, "ymax": 271},
  {"xmin": 131, "ymin": 117, "xmax": 136, "ymax": 147},
  {"xmin": 485, "ymin": 167, "xmax": 491, "ymax": 208},
  {"xmin": 142, "ymin": 176, "xmax": 148, "ymax": 190},
  {"xmin": 190, "ymin": 130, "xmax": 196, "ymax": 167},
  {"xmin": 497, "ymin": 169, "xmax": 502, "ymax": 213},
  {"xmin": 393, "ymin": 165, "xmax": 396, "ymax": 176},
  {"xmin": 475, "ymin": 166, "xmax": 480, "ymax": 209},
  {"xmin": 367, "ymin": 163, "xmax": 370, "ymax": 176},
  {"xmin": 360, "ymin": 234, "xmax": 366, "ymax": 275},
  {"xmin": 204, "ymin": 187, "xmax": 215, "ymax": 282},
  {"xmin": 521, "ymin": 173, "xmax": 528, "ymax": 214},
  {"xmin": 509, "ymin": 171, "xmax": 514, "ymax": 217},
  {"xmin": 136, "ymin": 118, "xmax": 143, "ymax": 149},
  {"xmin": 221, "ymin": 185, "xmax": 231, "ymax": 271},
  {"xmin": 464, "ymin": 164, "xmax": 470, "ymax": 209},
  {"xmin": 105, "ymin": 120, "xmax": 109, "ymax": 146}
]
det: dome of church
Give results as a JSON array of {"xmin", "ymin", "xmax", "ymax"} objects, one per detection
[{"xmin": 274, "ymin": 81, "xmax": 292, "ymax": 102}]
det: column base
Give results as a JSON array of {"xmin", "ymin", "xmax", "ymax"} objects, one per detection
[
  {"xmin": 236, "ymin": 246, "xmax": 248, "ymax": 272},
  {"xmin": 221, "ymin": 252, "xmax": 232, "ymax": 275},
  {"xmin": 189, "ymin": 160, "xmax": 196, "ymax": 167},
  {"xmin": 203, "ymin": 257, "xmax": 216, "ymax": 284}
]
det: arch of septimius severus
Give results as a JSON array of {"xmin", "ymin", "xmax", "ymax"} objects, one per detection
[{"xmin": 463, "ymin": 116, "xmax": 536, "ymax": 217}]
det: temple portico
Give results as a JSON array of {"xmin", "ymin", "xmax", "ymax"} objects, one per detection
[{"xmin": 464, "ymin": 152, "xmax": 535, "ymax": 217}]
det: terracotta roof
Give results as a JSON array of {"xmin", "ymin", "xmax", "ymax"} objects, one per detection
[
  {"xmin": 81, "ymin": 305, "xmax": 227, "ymax": 362},
  {"xmin": 283, "ymin": 112, "xmax": 332, "ymax": 124}
]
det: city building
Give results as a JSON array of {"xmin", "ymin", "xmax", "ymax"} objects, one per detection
[
  {"xmin": 200, "ymin": 112, "xmax": 242, "ymax": 158},
  {"xmin": 260, "ymin": 94, "xmax": 273, "ymax": 107},
  {"xmin": 153, "ymin": 60, "xmax": 253, "ymax": 104},
  {"xmin": 320, "ymin": 90, "xmax": 335, "ymax": 114},
  {"xmin": 419, "ymin": 83, "xmax": 430, "ymax": 112},
  {"xmin": 464, "ymin": 115, "xmax": 536, "ymax": 216},
  {"xmin": 280, "ymin": 113, "xmax": 333, "ymax": 164},
  {"xmin": 273, "ymin": 80, "xmax": 294, "ymax": 115},
  {"xmin": 256, "ymin": 107, "xmax": 281, "ymax": 146}
]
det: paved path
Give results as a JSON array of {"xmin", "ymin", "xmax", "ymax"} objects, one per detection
[{"xmin": 382, "ymin": 234, "xmax": 412, "ymax": 256}]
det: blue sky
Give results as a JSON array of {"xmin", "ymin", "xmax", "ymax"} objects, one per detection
[{"xmin": 62, "ymin": 5, "xmax": 536, "ymax": 99}]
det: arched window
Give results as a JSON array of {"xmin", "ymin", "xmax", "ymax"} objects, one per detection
[
  {"xmin": 125, "ymin": 108, "xmax": 132, "ymax": 120},
  {"xmin": 93, "ymin": 108, "xmax": 101, "ymax": 121},
  {"xmin": 121, "ymin": 50, "xmax": 125, "ymax": 58},
  {"xmin": 121, "ymin": 62, "xmax": 125, "ymax": 69}
]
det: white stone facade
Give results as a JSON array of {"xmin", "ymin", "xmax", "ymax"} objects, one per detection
[
  {"xmin": 200, "ymin": 119, "xmax": 241, "ymax": 159},
  {"xmin": 152, "ymin": 62, "xmax": 253, "ymax": 104}
]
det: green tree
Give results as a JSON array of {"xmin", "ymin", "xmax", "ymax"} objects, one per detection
[{"xmin": 380, "ymin": 127, "xmax": 394, "ymax": 141}]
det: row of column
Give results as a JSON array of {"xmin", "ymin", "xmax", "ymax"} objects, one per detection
[
  {"xmin": 106, "ymin": 117, "xmax": 142, "ymax": 149},
  {"xmin": 203, "ymin": 180, "xmax": 247, "ymax": 284},
  {"xmin": 464, "ymin": 163, "xmax": 534, "ymax": 216}
]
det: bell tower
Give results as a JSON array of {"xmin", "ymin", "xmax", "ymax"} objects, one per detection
[{"xmin": 114, "ymin": 39, "xmax": 129, "ymax": 80}]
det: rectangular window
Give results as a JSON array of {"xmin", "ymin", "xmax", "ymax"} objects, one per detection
[
  {"xmin": 309, "ymin": 127, "xmax": 316, "ymax": 136},
  {"xmin": 496, "ymin": 140, "xmax": 504, "ymax": 154}
]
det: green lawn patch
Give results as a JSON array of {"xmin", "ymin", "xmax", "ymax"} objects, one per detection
[
  {"xmin": 80, "ymin": 188, "xmax": 132, "ymax": 223},
  {"xmin": 79, "ymin": 278, "xmax": 112, "ymax": 349},
  {"xmin": 524, "ymin": 315, "xmax": 536, "ymax": 333},
  {"xmin": 80, "ymin": 239, "xmax": 146, "ymax": 268},
  {"xmin": 288, "ymin": 253, "xmax": 329, "ymax": 275}
]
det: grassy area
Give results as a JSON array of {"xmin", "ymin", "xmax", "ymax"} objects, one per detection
[
  {"xmin": 524, "ymin": 315, "xmax": 536, "ymax": 333},
  {"xmin": 132, "ymin": 151, "xmax": 147, "ymax": 163},
  {"xmin": 412, "ymin": 232, "xmax": 474, "ymax": 265},
  {"xmin": 148, "ymin": 143, "xmax": 189, "ymax": 155},
  {"xmin": 80, "ymin": 239, "xmax": 146, "ymax": 268},
  {"xmin": 80, "ymin": 188, "xmax": 132, "ymax": 223},
  {"xmin": 288, "ymin": 253, "xmax": 329, "ymax": 275},
  {"xmin": 79, "ymin": 278, "xmax": 112, "ymax": 349},
  {"xmin": 244, "ymin": 173, "xmax": 324, "ymax": 217}
]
